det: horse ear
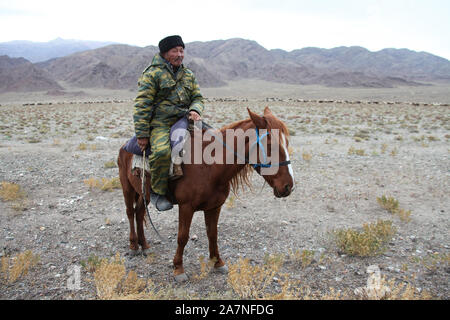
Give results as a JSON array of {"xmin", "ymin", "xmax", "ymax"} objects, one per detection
[
  {"xmin": 247, "ymin": 108, "xmax": 267, "ymax": 128},
  {"xmin": 263, "ymin": 106, "xmax": 274, "ymax": 117}
]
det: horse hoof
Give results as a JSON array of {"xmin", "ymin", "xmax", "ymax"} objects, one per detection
[
  {"xmin": 128, "ymin": 248, "xmax": 140, "ymax": 256},
  {"xmin": 174, "ymin": 273, "xmax": 188, "ymax": 283},
  {"xmin": 141, "ymin": 248, "xmax": 150, "ymax": 256},
  {"xmin": 214, "ymin": 265, "xmax": 228, "ymax": 274}
]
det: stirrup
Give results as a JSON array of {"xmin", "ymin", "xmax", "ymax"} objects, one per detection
[{"xmin": 170, "ymin": 164, "xmax": 183, "ymax": 180}]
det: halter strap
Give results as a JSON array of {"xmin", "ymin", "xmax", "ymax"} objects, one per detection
[
  {"xmin": 248, "ymin": 127, "xmax": 291, "ymax": 170},
  {"xmin": 248, "ymin": 127, "xmax": 269, "ymax": 165},
  {"xmin": 202, "ymin": 123, "xmax": 291, "ymax": 170}
]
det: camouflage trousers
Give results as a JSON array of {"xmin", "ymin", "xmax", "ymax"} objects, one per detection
[{"xmin": 149, "ymin": 126, "xmax": 172, "ymax": 195}]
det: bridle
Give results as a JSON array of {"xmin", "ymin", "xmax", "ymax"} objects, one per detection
[
  {"xmin": 203, "ymin": 123, "xmax": 291, "ymax": 172},
  {"xmin": 248, "ymin": 127, "xmax": 291, "ymax": 170}
]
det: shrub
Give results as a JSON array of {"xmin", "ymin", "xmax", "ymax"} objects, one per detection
[
  {"xmin": 92, "ymin": 253, "xmax": 184, "ymax": 300},
  {"xmin": 228, "ymin": 257, "xmax": 279, "ymax": 299},
  {"xmin": 0, "ymin": 181, "xmax": 28, "ymax": 212},
  {"xmin": 104, "ymin": 160, "xmax": 117, "ymax": 169},
  {"xmin": 77, "ymin": 143, "xmax": 87, "ymax": 150},
  {"xmin": 348, "ymin": 146, "xmax": 366, "ymax": 156},
  {"xmin": 333, "ymin": 220, "xmax": 396, "ymax": 257},
  {"xmin": 355, "ymin": 275, "xmax": 432, "ymax": 300},
  {"xmin": 94, "ymin": 253, "xmax": 142, "ymax": 299},
  {"xmin": 288, "ymin": 249, "xmax": 315, "ymax": 269},
  {"xmin": 377, "ymin": 195, "xmax": 399, "ymax": 213},
  {"xmin": 377, "ymin": 195, "xmax": 411, "ymax": 223},
  {"xmin": 84, "ymin": 177, "xmax": 121, "ymax": 191},
  {"xmin": 0, "ymin": 181, "xmax": 25, "ymax": 201},
  {"xmin": 1, "ymin": 250, "xmax": 40, "ymax": 284},
  {"xmin": 80, "ymin": 254, "xmax": 102, "ymax": 273},
  {"xmin": 302, "ymin": 152, "xmax": 312, "ymax": 161}
]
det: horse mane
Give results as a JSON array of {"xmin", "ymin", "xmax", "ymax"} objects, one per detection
[
  {"xmin": 220, "ymin": 119, "xmax": 254, "ymax": 195},
  {"xmin": 265, "ymin": 115, "xmax": 290, "ymax": 143},
  {"xmin": 218, "ymin": 114, "xmax": 290, "ymax": 195}
]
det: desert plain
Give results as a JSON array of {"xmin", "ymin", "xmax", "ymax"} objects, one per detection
[{"xmin": 0, "ymin": 81, "xmax": 448, "ymax": 299}]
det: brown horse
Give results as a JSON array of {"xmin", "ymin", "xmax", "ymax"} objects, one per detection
[{"xmin": 117, "ymin": 107, "xmax": 294, "ymax": 281}]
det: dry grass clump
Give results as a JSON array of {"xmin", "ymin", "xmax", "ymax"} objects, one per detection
[
  {"xmin": 287, "ymin": 249, "xmax": 315, "ymax": 269},
  {"xmin": 354, "ymin": 276, "xmax": 432, "ymax": 300},
  {"xmin": 384, "ymin": 280, "xmax": 432, "ymax": 300},
  {"xmin": 228, "ymin": 257, "xmax": 282, "ymax": 299},
  {"xmin": 410, "ymin": 252, "xmax": 450, "ymax": 273},
  {"xmin": 377, "ymin": 195, "xmax": 412, "ymax": 222},
  {"xmin": 94, "ymin": 253, "xmax": 145, "ymax": 300},
  {"xmin": 226, "ymin": 252, "xmax": 315, "ymax": 299},
  {"xmin": 0, "ymin": 181, "xmax": 25, "ymax": 201},
  {"xmin": 333, "ymin": 220, "xmax": 396, "ymax": 257},
  {"xmin": 263, "ymin": 253, "xmax": 285, "ymax": 271},
  {"xmin": 348, "ymin": 146, "xmax": 366, "ymax": 156},
  {"xmin": 88, "ymin": 251, "xmax": 434, "ymax": 300},
  {"xmin": 77, "ymin": 142, "xmax": 88, "ymax": 150},
  {"xmin": 77, "ymin": 142, "xmax": 97, "ymax": 151},
  {"xmin": 84, "ymin": 177, "xmax": 121, "ymax": 191},
  {"xmin": 104, "ymin": 160, "xmax": 117, "ymax": 169},
  {"xmin": 302, "ymin": 151, "xmax": 312, "ymax": 161},
  {"xmin": 354, "ymin": 130, "xmax": 370, "ymax": 141},
  {"xmin": 227, "ymin": 253, "xmax": 318, "ymax": 299},
  {"xmin": 226, "ymin": 255, "xmax": 432, "ymax": 300},
  {"xmin": 390, "ymin": 148, "xmax": 398, "ymax": 156},
  {"xmin": 377, "ymin": 195, "xmax": 399, "ymax": 212},
  {"xmin": 1, "ymin": 250, "xmax": 40, "ymax": 284},
  {"xmin": 0, "ymin": 181, "xmax": 28, "ymax": 212},
  {"xmin": 192, "ymin": 256, "xmax": 217, "ymax": 281},
  {"xmin": 80, "ymin": 254, "xmax": 102, "ymax": 273},
  {"xmin": 92, "ymin": 253, "xmax": 191, "ymax": 300},
  {"xmin": 26, "ymin": 138, "xmax": 41, "ymax": 144}
]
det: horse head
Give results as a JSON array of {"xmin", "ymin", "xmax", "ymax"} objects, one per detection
[{"xmin": 247, "ymin": 107, "xmax": 295, "ymax": 198}]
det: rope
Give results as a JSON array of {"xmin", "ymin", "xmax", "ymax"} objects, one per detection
[{"xmin": 141, "ymin": 150, "xmax": 164, "ymax": 242}]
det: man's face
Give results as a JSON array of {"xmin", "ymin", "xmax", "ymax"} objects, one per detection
[{"xmin": 163, "ymin": 46, "xmax": 184, "ymax": 68}]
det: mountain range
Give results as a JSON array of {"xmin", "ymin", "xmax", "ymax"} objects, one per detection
[
  {"xmin": 0, "ymin": 38, "xmax": 116, "ymax": 63},
  {"xmin": 1, "ymin": 38, "xmax": 450, "ymax": 93},
  {"xmin": 0, "ymin": 55, "xmax": 63, "ymax": 93}
]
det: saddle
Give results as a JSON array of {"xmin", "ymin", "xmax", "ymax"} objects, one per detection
[{"xmin": 123, "ymin": 116, "xmax": 190, "ymax": 177}]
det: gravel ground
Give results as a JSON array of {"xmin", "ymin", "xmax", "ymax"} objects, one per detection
[{"xmin": 0, "ymin": 99, "xmax": 448, "ymax": 299}]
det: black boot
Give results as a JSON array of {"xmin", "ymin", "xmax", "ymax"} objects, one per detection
[{"xmin": 150, "ymin": 191, "xmax": 173, "ymax": 211}]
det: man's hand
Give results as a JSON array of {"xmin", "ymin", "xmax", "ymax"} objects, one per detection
[
  {"xmin": 137, "ymin": 137, "xmax": 149, "ymax": 152},
  {"xmin": 188, "ymin": 111, "xmax": 201, "ymax": 121}
]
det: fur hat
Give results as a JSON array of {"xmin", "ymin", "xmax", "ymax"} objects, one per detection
[{"xmin": 159, "ymin": 35, "xmax": 185, "ymax": 54}]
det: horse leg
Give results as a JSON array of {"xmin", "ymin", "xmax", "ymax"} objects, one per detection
[
  {"xmin": 123, "ymin": 189, "xmax": 139, "ymax": 254},
  {"xmin": 173, "ymin": 204, "xmax": 194, "ymax": 282},
  {"xmin": 135, "ymin": 195, "xmax": 150, "ymax": 253},
  {"xmin": 204, "ymin": 206, "xmax": 227, "ymax": 273}
]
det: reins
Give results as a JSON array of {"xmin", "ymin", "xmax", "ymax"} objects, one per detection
[{"xmin": 141, "ymin": 150, "xmax": 164, "ymax": 241}]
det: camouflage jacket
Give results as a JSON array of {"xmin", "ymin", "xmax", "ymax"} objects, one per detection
[{"xmin": 133, "ymin": 53, "xmax": 204, "ymax": 138}]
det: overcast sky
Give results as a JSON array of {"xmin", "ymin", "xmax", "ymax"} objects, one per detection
[{"xmin": 0, "ymin": 0, "xmax": 449, "ymax": 59}]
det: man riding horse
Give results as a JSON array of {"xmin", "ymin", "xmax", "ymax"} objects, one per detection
[{"xmin": 133, "ymin": 35, "xmax": 204, "ymax": 211}]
